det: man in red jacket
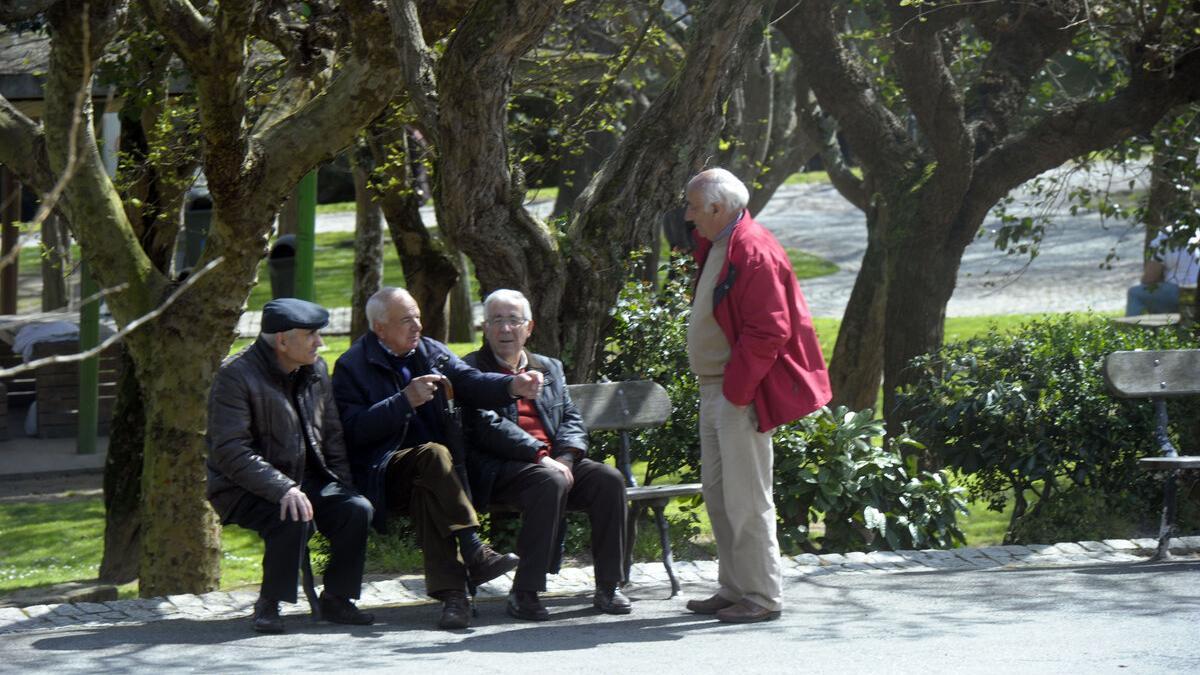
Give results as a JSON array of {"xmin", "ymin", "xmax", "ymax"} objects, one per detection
[{"xmin": 682, "ymin": 168, "xmax": 832, "ymax": 624}]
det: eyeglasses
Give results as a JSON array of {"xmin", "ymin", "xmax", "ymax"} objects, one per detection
[{"xmin": 487, "ymin": 317, "xmax": 529, "ymax": 329}]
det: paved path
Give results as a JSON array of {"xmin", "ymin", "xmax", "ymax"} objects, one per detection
[
  {"xmin": 1, "ymin": 540, "xmax": 1197, "ymax": 673},
  {"xmin": 314, "ymin": 162, "xmax": 1148, "ymax": 320}
]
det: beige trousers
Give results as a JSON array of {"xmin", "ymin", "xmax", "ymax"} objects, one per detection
[{"xmin": 699, "ymin": 381, "xmax": 783, "ymax": 612}]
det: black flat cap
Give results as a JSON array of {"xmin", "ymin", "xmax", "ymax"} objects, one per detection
[{"xmin": 261, "ymin": 298, "xmax": 329, "ymax": 333}]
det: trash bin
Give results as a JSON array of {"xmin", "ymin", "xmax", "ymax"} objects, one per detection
[
  {"xmin": 179, "ymin": 205, "xmax": 212, "ymax": 271},
  {"xmin": 268, "ymin": 234, "xmax": 296, "ymax": 299}
]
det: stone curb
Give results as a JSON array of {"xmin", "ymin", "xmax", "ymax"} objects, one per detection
[{"xmin": 2, "ymin": 536, "xmax": 1197, "ymax": 635}]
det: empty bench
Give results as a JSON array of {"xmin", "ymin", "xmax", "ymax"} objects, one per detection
[
  {"xmin": 1104, "ymin": 349, "xmax": 1200, "ymax": 560},
  {"xmin": 569, "ymin": 381, "xmax": 702, "ymax": 596}
]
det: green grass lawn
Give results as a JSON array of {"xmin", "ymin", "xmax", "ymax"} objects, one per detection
[{"xmin": 0, "ymin": 497, "xmax": 265, "ymax": 598}]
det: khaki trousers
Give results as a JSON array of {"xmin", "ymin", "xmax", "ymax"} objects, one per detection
[{"xmin": 699, "ymin": 381, "xmax": 782, "ymax": 612}]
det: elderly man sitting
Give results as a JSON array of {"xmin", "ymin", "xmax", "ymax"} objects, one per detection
[
  {"xmin": 464, "ymin": 289, "xmax": 630, "ymax": 621},
  {"xmin": 207, "ymin": 298, "xmax": 375, "ymax": 633}
]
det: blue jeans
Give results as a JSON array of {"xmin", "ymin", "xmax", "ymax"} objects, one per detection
[{"xmin": 1126, "ymin": 282, "xmax": 1180, "ymax": 316}]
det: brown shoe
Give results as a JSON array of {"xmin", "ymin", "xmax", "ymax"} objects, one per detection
[
  {"xmin": 685, "ymin": 593, "xmax": 736, "ymax": 615},
  {"xmin": 715, "ymin": 599, "xmax": 781, "ymax": 624},
  {"xmin": 437, "ymin": 590, "xmax": 471, "ymax": 630},
  {"xmin": 467, "ymin": 545, "xmax": 519, "ymax": 586}
]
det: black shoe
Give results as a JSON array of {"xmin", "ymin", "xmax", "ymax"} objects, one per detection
[
  {"xmin": 437, "ymin": 590, "xmax": 471, "ymax": 630},
  {"xmin": 593, "ymin": 585, "xmax": 632, "ymax": 615},
  {"xmin": 467, "ymin": 545, "xmax": 519, "ymax": 586},
  {"xmin": 506, "ymin": 590, "xmax": 550, "ymax": 621},
  {"xmin": 319, "ymin": 593, "xmax": 375, "ymax": 626},
  {"xmin": 252, "ymin": 597, "xmax": 285, "ymax": 634}
]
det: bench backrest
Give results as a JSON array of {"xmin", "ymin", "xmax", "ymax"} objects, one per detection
[
  {"xmin": 567, "ymin": 381, "xmax": 671, "ymax": 431},
  {"xmin": 1104, "ymin": 350, "xmax": 1200, "ymax": 399}
]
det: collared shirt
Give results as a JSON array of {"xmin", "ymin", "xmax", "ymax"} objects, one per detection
[{"xmin": 712, "ymin": 210, "xmax": 743, "ymax": 243}]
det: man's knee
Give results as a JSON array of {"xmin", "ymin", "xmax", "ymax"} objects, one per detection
[{"xmin": 414, "ymin": 443, "xmax": 455, "ymax": 472}]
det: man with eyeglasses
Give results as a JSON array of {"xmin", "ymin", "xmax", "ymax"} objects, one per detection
[
  {"xmin": 332, "ymin": 287, "xmax": 542, "ymax": 629},
  {"xmin": 463, "ymin": 289, "xmax": 631, "ymax": 621}
]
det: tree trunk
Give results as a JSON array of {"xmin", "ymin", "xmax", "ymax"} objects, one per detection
[
  {"xmin": 40, "ymin": 212, "xmax": 70, "ymax": 311},
  {"xmin": 827, "ymin": 207, "xmax": 887, "ymax": 412},
  {"xmin": 365, "ymin": 125, "xmax": 459, "ymax": 341},
  {"xmin": 99, "ymin": 346, "xmax": 143, "ymax": 584},
  {"xmin": 349, "ymin": 142, "xmax": 383, "ymax": 341},
  {"xmin": 880, "ymin": 205, "xmax": 966, "ymax": 441},
  {"xmin": 448, "ymin": 252, "xmax": 475, "ymax": 344}
]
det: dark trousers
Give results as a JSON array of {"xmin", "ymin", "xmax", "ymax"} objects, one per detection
[
  {"xmin": 225, "ymin": 477, "xmax": 373, "ymax": 604},
  {"xmin": 490, "ymin": 458, "xmax": 627, "ymax": 592},
  {"xmin": 384, "ymin": 443, "xmax": 479, "ymax": 597}
]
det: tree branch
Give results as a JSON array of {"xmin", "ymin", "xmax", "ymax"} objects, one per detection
[
  {"xmin": 887, "ymin": 2, "xmax": 973, "ymax": 181},
  {"xmin": 786, "ymin": 0, "xmax": 918, "ymax": 179},
  {"xmin": 387, "ymin": 0, "xmax": 440, "ymax": 141},
  {"xmin": 254, "ymin": 0, "xmax": 400, "ymax": 202},
  {"xmin": 139, "ymin": 0, "xmax": 211, "ymax": 65},
  {"xmin": 971, "ymin": 47, "xmax": 1200, "ymax": 223}
]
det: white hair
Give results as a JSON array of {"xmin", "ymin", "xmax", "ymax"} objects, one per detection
[
  {"xmin": 483, "ymin": 288, "xmax": 532, "ymax": 321},
  {"xmin": 259, "ymin": 332, "xmax": 277, "ymax": 346},
  {"xmin": 688, "ymin": 167, "xmax": 749, "ymax": 213},
  {"xmin": 365, "ymin": 287, "xmax": 412, "ymax": 329}
]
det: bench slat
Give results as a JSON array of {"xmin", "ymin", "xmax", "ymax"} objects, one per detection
[
  {"xmin": 627, "ymin": 483, "xmax": 703, "ymax": 501},
  {"xmin": 1104, "ymin": 350, "xmax": 1200, "ymax": 398},
  {"xmin": 1139, "ymin": 457, "xmax": 1200, "ymax": 470},
  {"xmin": 568, "ymin": 381, "xmax": 671, "ymax": 431}
]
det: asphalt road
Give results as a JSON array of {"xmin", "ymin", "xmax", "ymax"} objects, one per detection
[{"xmin": 5, "ymin": 560, "xmax": 1197, "ymax": 674}]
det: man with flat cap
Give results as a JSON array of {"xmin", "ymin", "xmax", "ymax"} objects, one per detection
[{"xmin": 207, "ymin": 298, "xmax": 375, "ymax": 633}]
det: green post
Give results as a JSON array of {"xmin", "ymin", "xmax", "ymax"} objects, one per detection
[
  {"xmin": 295, "ymin": 171, "xmax": 317, "ymax": 301},
  {"xmin": 77, "ymin": 261, "xmax": 100, "ymax": 454}
]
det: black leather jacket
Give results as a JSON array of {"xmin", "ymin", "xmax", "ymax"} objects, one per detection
[
  {"xmin": 462, "ymin": 349, "xmax": 588, "ymax": 510},
  {"xmin": 206, "ymin": 338, "xmax": 353, "ymax": 520}
]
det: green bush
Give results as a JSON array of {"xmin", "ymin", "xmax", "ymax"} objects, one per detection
[
  {"xmin": 898, "ymin": 313, "xmax": 1199, "ymax": 544},
  {"xmin": 594, "ymin": 258, "xmax": 967, "ymax": 555},
  {"xmin": 774, "ymin": 406, "xmax": 968, "ymax": 553}
]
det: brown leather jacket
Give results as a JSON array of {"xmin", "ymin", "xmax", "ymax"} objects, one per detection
[{"xmin": 205, "ymin": 338, "xmax": 353, "ymax": 520}]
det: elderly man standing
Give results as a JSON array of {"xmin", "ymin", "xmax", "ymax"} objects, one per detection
[
  {"xmin": 332, "ymin": 287, "xmax": 538, "ymax": 630},
  {"xmin": 464, "ymin": 289, "xmax": 630, "ymax": 621},
  {"xmin": 207, "ymin": 298, "xmax": 375, "ymax": 633},
  {"xmin": 683, "ymin": 168, "xmax": 831, "ymax": 624}
]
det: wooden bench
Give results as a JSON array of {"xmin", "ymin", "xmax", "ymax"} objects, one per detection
[
  {"xmin": 569, "ymin": 381, "xmax": 702, "ymax": 596},
  {"xmin": 1104, "ymin": 349, "xmax": 1200, "ymax": 560},
  {"xmin": 30, "ymin": 340, "xmax": 122, "ymax": 438}
]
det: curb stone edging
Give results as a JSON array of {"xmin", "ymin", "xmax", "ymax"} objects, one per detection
[{"xmin": 2, "ymin": 537, "xmax": 1197, "ymax": 635}]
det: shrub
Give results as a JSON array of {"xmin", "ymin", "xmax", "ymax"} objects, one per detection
[
  {"xmin": 774, "ymin": 406, "xmax": 968, "ymax": 553},
  {"xmin": 898, "ymin": 313, "xmax": 1199, "ymax": 544}
]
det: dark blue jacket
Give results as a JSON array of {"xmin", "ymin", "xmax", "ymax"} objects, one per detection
[
  {"xmin": 462, "ymin": 349, "xmax": 588, "ymax": 510},
  {"xmin": 331, "ymin": 332, "xmax": 513, "ymax": 528}
]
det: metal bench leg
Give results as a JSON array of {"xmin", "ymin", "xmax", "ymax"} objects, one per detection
[
  {"xmin": 301, "ymin": 543, "xmax": 321, "ymax": 621},
  {"xmin": 623, "ymin": 503, "xmax": 645, "ymax": 585},
  {"xmin": 650, "ymin": 501, "xmax": 681, "ymax": 597},
  {"xmin": 1151, "ymin": 471, "xmax": 1179, "ymax": 562}
]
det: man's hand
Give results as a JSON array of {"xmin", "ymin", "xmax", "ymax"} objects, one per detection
[
  {"xmin": 539, "ymin": 455, "xmax": 574, "ymax": 488},
  {"xmin": 403, "ymin": 374, "xmax": 444, "ymax": 408},
  {"xmin": 509, "ymin": 370, "xmax": 544, "ymax": 399},
  {"xmin": 280, "ymin": 486, "xmax": 313, "ymax": 522}
]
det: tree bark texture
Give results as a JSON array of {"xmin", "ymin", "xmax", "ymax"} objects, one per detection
[
  {"xmin": 39, "ymin": 212, "xmax": 70, "ymax": 311},
  {"xmin": 432, "ymin": 0, "xmax": 567, "ymax": 350},
  {"xmin": 363, "ymin": 122, "xmax": 458, "ymax": 341},
  {"xmin": 349, "ymin": 141, "xmax": 383, "ymax": 341},
  {"xmin": 99, "ymin": 347, "xmax": 144, "ymax": 584}
]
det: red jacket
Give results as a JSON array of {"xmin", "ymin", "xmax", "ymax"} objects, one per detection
[{"xmin": 693, "ymin": 211, "xmax": 832, "ymax": 432}]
